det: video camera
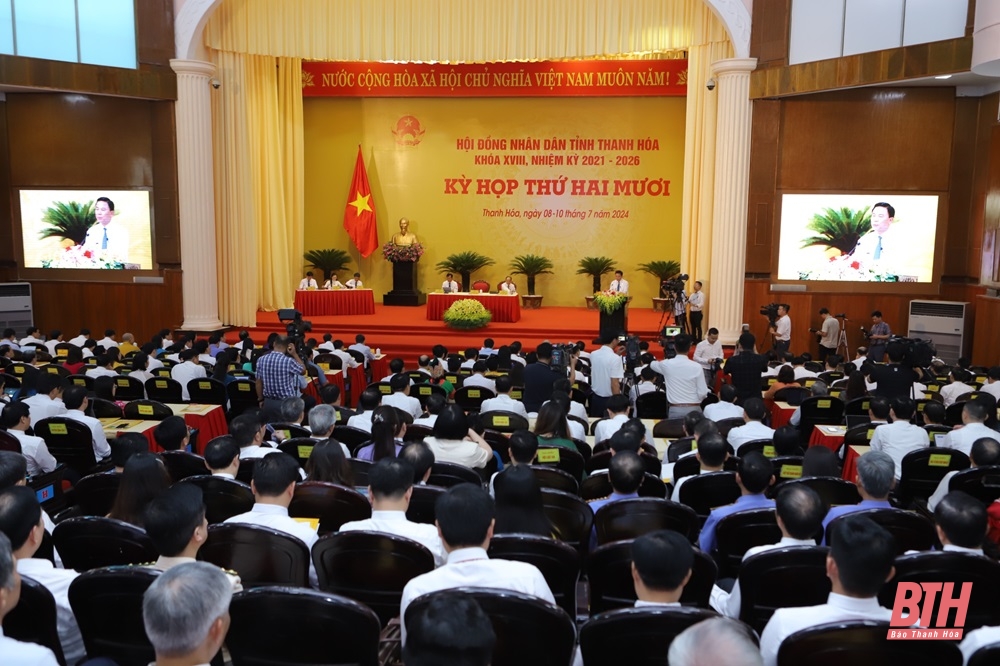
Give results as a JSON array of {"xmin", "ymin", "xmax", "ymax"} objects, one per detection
[
  {"xmin": 284, "ymin": 316, "xmax": 312, "ymax": 352},
  {"xmin": 660, "ymin": 326, "xmax": 682, "ymax": 359},
  {"xmin": 760, "ymin": 302, "xmax": 780, "ymax": 327},
  {"xmin": 889, "ymin": 336, "xmax": 936, "ymax": 369},
  {"xmin": 660, "ymin": 273, "xmax": 690, "ymax": 297},
  {"xmin": 549, "ymin": 343, "xmax": 577, "ymax": 374},
  {"xmin": 621, "ymin": 334, "xmax": 643, "ymax": 370}
]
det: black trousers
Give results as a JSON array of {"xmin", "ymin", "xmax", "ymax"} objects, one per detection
[
  {"xmin": 818, "ymin": 345, "xmax": 836, "ymax": 362},
  {"xmin": 690, "ymin": 311, "xmax": 704, "ymax": 340}
]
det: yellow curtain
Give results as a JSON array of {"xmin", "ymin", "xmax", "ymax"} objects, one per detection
[
  {"xmin": 212, "ymin": 52, "xmax": 304, "ymax": 325},
  {"xmin": 681, "ymin": 4, "xmax": 733, "ymax": 315},
  {"xmin": 205, "ymin": 0, "xmax": 704, "ymax": 61}
]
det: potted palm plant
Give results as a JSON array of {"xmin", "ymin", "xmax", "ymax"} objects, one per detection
[
  {"xmin": 637, "ymin": 260, "xmax": 682, "ymax": 311},
  {"xmin": 39, "ymin": 201, "xmax": 96, "ymax": 246},
  {"xmin": 508, "ymin": 254, "xmax": 553, "ymax": 309},
  {"xmin": 577, "ymin": 256, "xmax": 616, "ymax": 309},
  {"xmin": 435, "ymin": 252, "xmax": 495, "ymax": 292},
  {"xmin": 304, "ymin": 248, "xmax": 352, "ymax": 284},
  {"xmin": 800, "ymin": 207, "xmax": 872, "ymax": 255}
]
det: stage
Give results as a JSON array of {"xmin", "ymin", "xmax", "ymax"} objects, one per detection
[{"xmin": 238, "ymin": 303, "xmax": 673, "ymax": 363}]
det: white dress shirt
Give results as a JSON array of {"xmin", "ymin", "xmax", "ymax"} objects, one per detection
[
  {"xmin": 593, "ymin": 413, "xmax": 653, "ymax": 447},
  {"xmin": 869, "ymin": 421, "xmax": 931, "ymax": 478},
  {"xmin": 85, "ymin": 366, "xmax": 117, "ymax": 379},
  {"xmin": 927, "ymin": 470, "xmax": 960, "ymax": 512},
  {"xmin": 44, "ymin": 339, "xmax": 62, "ymax": 356},
  {"xmin": 9, "ymin": 430, "xmax": 58, "ymax": 476},
  {"xmin": 67, "ymin": 335, "xmax": 88, "ymax": 348},
  {"xmin": 688, "ymin": 290, "xmax": 705, "ymax": 311},
  {"xmin": 224, "ymin": 503, "xmax": 319, "ymax": 586},
  {"xmin": 693, "ymin": 339, "xmax": 723, "ymax": 369},
  {"xmin": 590, "ymin": 345, "xmax": 625, "ymax": 398},
  {"xmin": 760, "ymin": 593, "xmax": 895, "ymax": 666},
  {"xmin": 17, "ymin": 558, "xmax": 85, "ymax": 665},
  {"xmin": 96, "ymin": 336, "xmax": 117, "ymax": 351},
  {"xmin": 979, "ymin": 382, "xmax": 1000, "ymax": 400},
  {"xmin": 153, "ymin": 555, "xmax": 243, "ymax": 590},
  {"xmin": 773, "ymin": 315, "xmax": 791, "ymax": 342},
  {"xmin": 0, "ymin": 626, "xmax": 60, "ymax": 665},
  {"xmin": 298, "ymin": 277, "xmax": 318, "ymax": 289},
  {"xmin": 609, "ymin": 278, "xmax": 629, "ymax": 294},
  {"xmin": 961, "ymin": 625, "xmax": 1000, "ymax": 664},
  {"xmin": 346, "ymin": 411, "xmax": 374, "ymax": 433},
  {"xmin": 171, "ymin": 360, "xmax": 207, "ymax": 401},
  {"xmin": 346, "ymin": 278, "xmax": 363, "ymax": 288},
  {"xmin": 462, "ymin": 373, "xmax": 497, "ymax": 393},
  {"xmin": 20, "ymin": 395, "xmax": 67, "ymax": 428},
  {"xmin": 238, "ymin": 444, "xmax": 281, "ymax": 460},
  {"xmin": 480, "ymin": 394, "xmax": 528, "ymax": 418},
  {"xmin": 499, "ymin": 282, "xmax": 517, "ymax": 294},
  {"xmin": 423, "ymin": 436, "xmax": 492, "ymax": 469},
  {"xmin": 442, "ymin": 280, "xmax": 459, "ymax": 292},
  {"xmin": 792, "ymin": 366, "xmax": 818, "ymax": 380},
  {"xmin": 63, "ymin": 410, "xmax": 111, "ymax": 459},
  {"xmin": 323, "ymin": 279, "xmax": 344, "ymax": 289},
  {"xmin": 709, "ymin": 537, "xmax": 816, "ymax": 618},
  {"xmin": 649, "ymin": 355, "xmax": 708, "ymax": 406},
  {"xmin": 20, "ymin": 335, "xmax": 44, "ymax": 348},
  {"xmin": 939, "ymin": 422, "xmax": 997, "ymax": 456},
  {"xmin": 82, "ymin": 221, "xmax": 129, "ymax": 259},
  {"xmin": 399, "ymin": 546, "xmax": 554, "ymax": 645},
  {"xmin": 703, "ymin": 401, "xmax": 745, "ymax": 422},
  {"xmin": 340, "ymin": 510, "xmax": 447, "ymax": 566},
  {"xmin": 332, "ymin": 348, "xmax": 359, "ymax": 369},
  {"xmin": 382, "ymin": 392, "xmax": 424, "ymax": 419},
  {"xmin": 940, "ymin": 381, "xmax": 975, "ymax": 408},
  {"xmin": 728, "ymin": 421, "xmax": 776, "ymax": 453}
]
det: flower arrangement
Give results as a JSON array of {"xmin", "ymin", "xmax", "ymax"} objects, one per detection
[
  {"xmin": 382, "ymin": 242, "xmax": 425, "ymax": 263},
  {"xmin": 442, "ymin": 299, "xmax": 492, "ymax": 329},
  {"xmin": 798, "ymin": 255, "xmax": 898, "ymax": 282},
  {"xmin": 40, "ymin": 245, "xmax": 125, "ymax": 269},
  {"xmin": 592, "ymin": 290, "xmax": 629, "ymax": 314}
]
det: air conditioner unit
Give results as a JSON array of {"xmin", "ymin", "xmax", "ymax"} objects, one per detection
[{"xmin": 907, "ymin": 300, "xmax": 968, "ymax": 364}]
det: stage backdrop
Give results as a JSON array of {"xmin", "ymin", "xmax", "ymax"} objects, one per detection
[{"xmin": 303, "ymin": 82, "xmax": 685, "ymax": 308}]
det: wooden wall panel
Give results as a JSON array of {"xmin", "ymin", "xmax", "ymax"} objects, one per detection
[
  {"xmin": 778, "ymin": 88, "xmax": 955, "ymax": 192},
  {"xmin": 743, "ymin": 280, "xmax": 986, "ymax": 361},
  {"xmin": 136, "ymin": 0, "xmax": 176, "ymax": 70},
  {"xmin": 746, "ymin": 100, "xmax": 780, "ymax": 273},
  {"xmin": 29, "ymin": 270, "xmax": 183, "ymax": 343},
  {"xmin": 973, "ymin": 295, "xmax": 1000, "ymax": 364},
  {"xmin": 151, "ymin": 102, "xmax": 180, "ymax": 266},
  {"xmin": 751, "ymin": 0, "xmax": 791, "ymax": 68}
]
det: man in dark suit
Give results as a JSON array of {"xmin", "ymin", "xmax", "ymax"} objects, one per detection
[{"xmin": 723, "ymin": 332, "xmax": 769, "ymax": 404}]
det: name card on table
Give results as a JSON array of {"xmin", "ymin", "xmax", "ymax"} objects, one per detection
[
  {"xmin": 537, "ymin": 449, "xmax": 561, "ymax": 463},
  {"xmin": 318, "ymin": 363, "xmax": 330, "ymax": 371}
]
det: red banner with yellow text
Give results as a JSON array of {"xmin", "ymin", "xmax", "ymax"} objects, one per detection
[{"xmin": 301, "ymin": 60, "xmax": 687, "ymax": 98}]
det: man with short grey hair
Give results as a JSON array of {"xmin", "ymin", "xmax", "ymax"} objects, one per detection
[
  {"xmin": 278, "ymin": 397, "xmax": 307, "ymax": 427},
  {"xmin": 143, "ymin": 561, "xmax": 233, "ymax": 666},
  {"xmin": 0, "ymin": 531, "xmax": 61, "ymax": 664},
  {"xmin": 821, "ymin": 450, "xmax": 895, "ymax": 537},
  {"xmin": 308, "ymin": 404, "xmax": 351, "ymax": 458},
  {"xmin": 668, "ymin": 617, "xmax": 763, "ymax": 666}
]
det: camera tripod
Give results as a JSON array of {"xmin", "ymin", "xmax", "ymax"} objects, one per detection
[{"xmin": 835, "ymin": 317, "xmax": 850, "ymax": 359}]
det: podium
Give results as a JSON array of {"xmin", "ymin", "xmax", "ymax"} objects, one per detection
[
  {"xmin": 383, "ymin": 260, "xmax": 426, "ymax": 306},
  {"xmin": 598, "ymin": 304, "xmax": 628, "ymax": 341}
]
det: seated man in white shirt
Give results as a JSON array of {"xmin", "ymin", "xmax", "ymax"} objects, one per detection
[
  {"xmin": 630, "ymin": 529, "xmax": 693, "ymax": 607},
  {"xmin": 85, "ymin": 353, "xmax": 118, "ymax": 379},
  {"xmin": 323, "ymin": 273, "xmax": 344, "ymax": 289},
  {"xmin": 668, "ymin": 617, "xmax": 763, "ymax": 666},
  {"xmin": 298, "ymin": 271, "xmax": 319, "ymax": 289},
  {"xmin": 224, "ymin": 452, "xmax": 319, "ymax": 586},
  {"xmin": 330, "ymin": 339, "xmax": 360, "ymax": 369},
  {"xmin": 143, "ymin": 483, "xmax": 242, "ymax": 590},
  {"xmin": 939, "ymin": 400, "xmax": 997, "ymax": 456},
  {"xmin": 232, "ymin": 412, "xmax": 279, "ymax": 460},
  {"xmin": 20, "ymin": 374, "xmax": 67, "ymax": 428},
  {"xmin": 19, "ymin": 326, "xmax": 44, "ymax": 349},
  {"xmin": 96, "ymin": 329, "xmax": 118, "ymax": 351},
  {"xmin": 499, "ymin": 276, "xmax": 517, "ymax": 295},
  {"xmin": 869, "ymin": 397, "xmax": 930, "ymax": 479},
  {"xmin": 460, "ymin": 347, "xmax": 479, "ymax": 370},
  {"xmin": 594, "ymin": 394, "xmax": 646, "ymax": 446},
  {"xmin": 940, "ymin": 368, "xmax": 976, "ymax": 408},
  {"xmin": 628, "ymin": 367, "xmax": 659, "ymax": 410},
  {"xmin": 441, "ymin": 272, "xmax": 460, "ymax": 293},
  {"xmin": 932, "ymin": 490, "xmax": 990, "ymax": 556},
  {"xmin": 928, "ymin": 436, "xmax": 1000, "ymax": 511},
  {"xmin": 759, "ymin": 515, "xmax": 900, "ymax": 666},
  {"xmin": 979, "ymin": 365, "xmax": 1000, "ymax": 401},
  {"xmin": 1, "ymin": 403, "xmax": 57, "ymax": 477},
  {"xmin": 399, "ymin": 484, "xmax": 554, "ymax": 645},
  {"xmin": 345, "ymin": 272, "xmax": 363, "ymax": 289},
  {"xmin": 381, "ymin": 357, "xmax": 407, "ymax": 383},
  {"xmin": 711, "ymin": 483, "xmax": 825, "ymax": 618},
  {"xmin": 204, "ymin": 436, "xmax": 241, "ymax": 479},
  {"xmin": 61, "ymin": 386, "xmax": 111, "ymax": 461},
  {"xmin": 0, "ymin": 486, "xmax": 84, "ymax": 665},
  {"xmin": 0, "ymin": 530, "xmax": 61, "ymax": 666},
  {"xmin": 403, "ymin": 593, "xmax": 495, "ymax": 666},
  {"xmin": 479, "ymin": 376, "xmax": 528, "ymax": 418},
  {"xmin": 703, "ymin": 384, "xmax": 745, "ymax": 422},
  {"xmin": 171, "ymin": 348, "xmax": 207, "ymax": 401},
  {"xmin": 727, "ymin": 398, "xmax": 776, "ymax": 454},
  {"xmin": 670, "ymin": 431, "xmax": 728, "ymax": 503},
  {"xmin": 347, "ymin": 388, "xmax": 382, "ymax": 433},
  {"xmin": 340, "ymin": 457, "xmax": 446, "ymax": 566},
  {"xmin": 317, "ymin": 334, "xmax": 336, "ymax": 353},
  {"xmin": 790, "ymin": 356, "xmax": 817, "ymax": 380},
  {"xmin": 462, "ymin": 361, "xmax": 497, "ymax": 393},
  {"xmin": 382, "ymin": 373, "xmax": 424, "ymax": 420}
]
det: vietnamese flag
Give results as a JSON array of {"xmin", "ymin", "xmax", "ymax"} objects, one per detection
[{"xmin": 343, "ymin": 146, "xmax": 379, "ymax": 257}]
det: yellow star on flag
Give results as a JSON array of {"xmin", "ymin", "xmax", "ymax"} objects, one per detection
[{"xmin": 348, "ymin": 191, "xmax": 372, "ymax": 216}]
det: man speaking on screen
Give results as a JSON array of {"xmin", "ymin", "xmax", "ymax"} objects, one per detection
[
  {"xmin": 81, "ymin": 197, "xmax": 129, "ymax": 261},
  {"xmin": 850, "ymin": 202, "xmax": 895, "ymax": 272}
]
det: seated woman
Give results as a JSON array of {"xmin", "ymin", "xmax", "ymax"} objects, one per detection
[
  {"xmin": 323, "ymin": 273, "xmax": 344, "ymax": 289},
  {"xmin": 493, "ymin": 465, "xmax": 558, "ymax": 539},
  {"xmin": 763, "ymin": 365, "xmax": 798, "ymax": 400},
  {"xmin": 355, "ymin": 406, "xmax": 405, "ymax": 461},
  {"xmin": 128, "ymin": 352, "xmax": 155, "ymax": 388},
  {"xmin": 107, "ymin": 453, "xmax": 171, "ymax": 527},
  {"xmin": 844, "ymin": 369, "xmax": 869, "ymax": 402},
  {"xmin": 422, "ymin": 404, "xmax": 494, "ymax": 469},
  {"xmin": 532, "ymin": 401, "xmax": 579, "ymax": 453},
  {"xmin": 305, "ymin": 439, "xmax": 354, "ymax": 486},
  {"xmin": 211, "ymin": 348, "xmax": 240, "ymax": 386},
  {"xmin": 62, "ymin": 346, "xmax": 86, "ymax": 376}
]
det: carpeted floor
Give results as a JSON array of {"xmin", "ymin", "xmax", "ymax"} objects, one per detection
[{"xmin": 235, "ymin": 303, "xmax": 674, "ymax": 363}]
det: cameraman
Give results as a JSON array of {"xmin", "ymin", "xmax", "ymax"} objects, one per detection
[
  {"xmin": 867, "ymin": 311, "xmax": 891, "ymax": 362},
  {"xmin": 693, "ymin": 327, "xmax": 723, "ymax": 387},
  {"xmin": 255, "ymin": 336, "xmax": 306, "ymax": 422},
  {"xmin": 672, "ymin": 284, "xmax": 688, "ymax": 334},
  {"xmin": 867, "ymin": 342, "xmax": 917, "ymax": 401},
  {"xmin": 812, "ymin": 308, "xmax": 839, "ymax": 362},
  {"xmin": 769, "ymin": 304, "xmax": 791, "ymax": 355}
]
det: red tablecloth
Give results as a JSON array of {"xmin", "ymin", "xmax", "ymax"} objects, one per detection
[
  {"xmin": 346, "ymin": 365, "xmax": 367, "ymax": 407},
  {"xmin": 808, "ymin": 426, "xmax": 846, "ymax": 452},
  {"xmin": 842, "ymin": 445, "xmax": 869, "ymax": 481},
  {"xmin": 769, "ymin": 401, "xmax": 796, "ymax": 429},
  {"xmin": 371, "ymin": 356, "xmax": 390, "ymax": 380},
  {"xmin": 294, "ymin": 289, "xmax": 376, "ymax": 316},
  {"xmin": 302, "ymin": 372, "xmax": 346, "ymax": 403},
  {"xmin": 426, "ymin": 293, "xmax": 521, "ymax": 323},
  {"xmin": 123, "ymin": 404, "xmax": 228, "ymax": 455}
]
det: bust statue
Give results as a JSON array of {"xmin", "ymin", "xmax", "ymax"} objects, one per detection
[{"xmin": 391, "ymin": 217, "xmax": 418, "ymax": 246}]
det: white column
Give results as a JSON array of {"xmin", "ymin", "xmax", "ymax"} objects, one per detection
[
  {"xmin": 170, "ymin": 59, "xmax": 224, "ymax": 330},
  {"xmin": 708, "ymin": 57, "xmax": 757, "ymax": 346}
]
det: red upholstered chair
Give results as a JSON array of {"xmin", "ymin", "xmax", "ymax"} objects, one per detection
[{"xmin": 472, "ymin": 280, "xmax": 491, "ymax": 292}]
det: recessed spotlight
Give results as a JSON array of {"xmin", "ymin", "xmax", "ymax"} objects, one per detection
[{"xmin": 934, "ymin": 75, "xmax": 952, "ymax": 80}]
